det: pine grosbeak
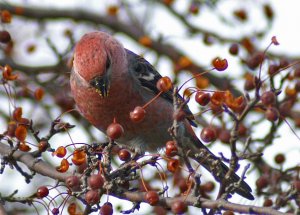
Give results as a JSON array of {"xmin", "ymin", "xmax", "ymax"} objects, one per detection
[{"xmin": 70, "ymin": 31, "xmax": 254, "ymax": 200}]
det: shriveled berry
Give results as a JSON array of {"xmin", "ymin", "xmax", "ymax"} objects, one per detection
[
  {"xmin": 37, "ymin": 186, "xmax": 49, "ymax": 198},
  {"xmin": 156, "ymin": 76, "xmax": 172, "ymax": 92},
  {"xmin": 145, "ymin": 191, "xmax": 159, "ymax": 206},
  {"xmin": 7, "ymin": 121, "xmax": 17, "ymax": 137},
  {"xmin": 53, "ymin": 146, "xmax": 67, "ymax": 158},
  {"xmin": 274, "ymin": 153, "xmax": 285, "ymax": 164},
  {"xmin": 165, "ymin": 140, "xmax": 178, "ymax": 157},
  {"xmin": 272, "ymin": 36, "xmax": 281, "ymax": 47},
  {"xmin": 85, "ymin": 190, "xmax": 100, "ymax": 205},
  {"xmin": 265, "ymin": 107, "xmax": 279, "ymax": 122},
  {"xmin": 212, "ymin": 57, "xmax": 228, "ymax": 71},
  {"xmin": 118, "ymin": 149, "xmax": 131, "ymax": 161},
  {"xmin": 106, "ymin": 122, "xmax": 124, "ymax": 139},
  {"xmin": 13, "ymin": 107, "xmax": 22, "ymax": 121},
  {"xmin": 130, "ymin": 106, "xmax": 146, "ymax": 123},
  {"xmin": 171, "ymin": 200, "xmax": 187, "ymax": 214},
  {"xmin": 34, "ymin": 88, "xmax": 44, "ymax": 101},
  {"xmin": 261, "ymin": 91, "xmax": 276, "ymax": 106},
  {"xmin": 195, "ymin": 91, "xmax": 211, "ymax": 106},
  {"xmin": 15, "ymin": 125, "xmax": 27, "ymax": 142},
  {"xmin": 100, "ymin": 202, "xmax": 113, "ymax": 215},
  {"xmin": 200, "ymin": 127, "xmax": 217, "ymax": 143},
  {"xmin": 88, "ymin": 174, "xmax": 104, "ymax": 190}
]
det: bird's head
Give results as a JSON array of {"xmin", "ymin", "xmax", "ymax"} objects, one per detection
[{"xmin": 72, "ymin": 31, "xmax": 126, "ymax": 97}]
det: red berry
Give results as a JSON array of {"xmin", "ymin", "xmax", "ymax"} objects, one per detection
[
  {"xmin": 263, "ymin": 198, "xmax": 273, "ymax": 207},
  {"xmin": 237, "ymin": 124, "xmax": 247, "ymax": 136},
  {"xmin": 130, "ymin": 106, "xmax": 146, "ymax": 123},
  {"xmin": 212, "ymin": 57, "xmax": 228, "ymax": 71},
  {"xmin": 200, "ymin": 127, "xmax": 217, "ymax": 143},
  {"xmin": 229, "ymin": 43, "xmax": 239, "ymax": 55},
  {"xmin": 145, "ymin": 191, "xmax": 159, "ymax": 206},
  {"xmin": 88, "ymin": 174, "xmax": 104, "ymax": 190},
  {"xmin": 100, "ymin": 202, "xmax": 113, "ymax": 215},
  {"xmin": 118, "ymin": 149, "xmax": 131, "ymax": 161},
  {"xmin": 279, "ymin": 101, "xmax": 292, "ymax": 117},
  {"xmin": 167, "ymin": 159, "xmax": 180, "ymax": 173},
  {"xmin": 218, "ymin": 129, "xmax": 231, "ymax": 144},
  {"xmin": 156, "ymin": 76, "xmax": 172, "ymax": 92},
  {"xmin": 264, "ymin": 4, "xmax": 274, "ymax": 20},
  {"xmin": 195, "ymin": 91, "xmax": 211, "ymax": 106},
  {"xmin": 274, "ymin": 153, "xmax": 285, "ymax": 164},
  {"xmin": 65, "ymin": 175, "xmax": 81, "ymax": 189},
  {"xmin": 85, "ymin": 190, "xmax": 100, "ymax": 205},
  {"xmin": 38, "ymin": 140, "xmax": 48, "ymax": 152},
  {"xmin": 106, "ymin": 122, "xmax": 124, "ymax": 139},
  {"xmin": 261, "ymin": 91, "xmax": 276, "ymax": 106},
  {"xmin": 201, "ymin": 181, "xmax": 215, "ymax": 192},
  {"xmin": 171, "ymin": 200, "xmax": 187, "ymax": 214},
  {"xmin": 165, "ymin": 140, "xmax": 178, "ymax": 157},
  {"xmin": 233, "ymin": 9, "xmax": 247, "ymax": 21},
  {"xmin": 223, "ymin": 211, "xmax": 235, "ymax": 215},
  {"xmin": 247, "ymin": 52, "xmax": 264, "ymax": 70},
  {"xmin": 244, "ymin": 76, "xmax": 255, "ymax": 91},
  {"xmin": 265, "ymin": 107, "xmax": 279, "ymax": 122},
  {"xmin": 189, "ymin": 2, "xmax": 199, "ymax": 15},
  {"xmin": 0, "ymin": 30, "xmax": 11, "ymax": 43},
  {"xmin": 256, "ymin": 175, "xmax": 269, "ymax": 190},
  {"xmin": 37, "ymin": 186, "xmax": 49, "ymax": 198},
  {"xmin": 52, "ymin": 208, "xmax": 59, "ymax": 215}
]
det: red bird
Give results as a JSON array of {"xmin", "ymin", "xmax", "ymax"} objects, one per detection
[{"xmin": 70, "ymin": 31, "xmax": 254, "ymax": 200}]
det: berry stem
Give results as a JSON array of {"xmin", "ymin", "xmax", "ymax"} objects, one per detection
[{"xmin": 142, "ymin": 91, "xmax": 163, "ymax": 109}]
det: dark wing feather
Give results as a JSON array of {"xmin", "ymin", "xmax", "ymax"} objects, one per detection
[{"xmin": 126, "ymin": 49, "xmax": 196, "ymax": 127}]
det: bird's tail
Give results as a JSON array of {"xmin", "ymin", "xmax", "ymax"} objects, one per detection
[{"xmin": 186, "ymin": 134, "xmax": 254, "ymax": 200}]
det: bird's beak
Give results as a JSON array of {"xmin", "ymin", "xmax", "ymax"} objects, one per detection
[{"xmin": 90, "ymin": 75, "xmax": 110, "ymax": 97}]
